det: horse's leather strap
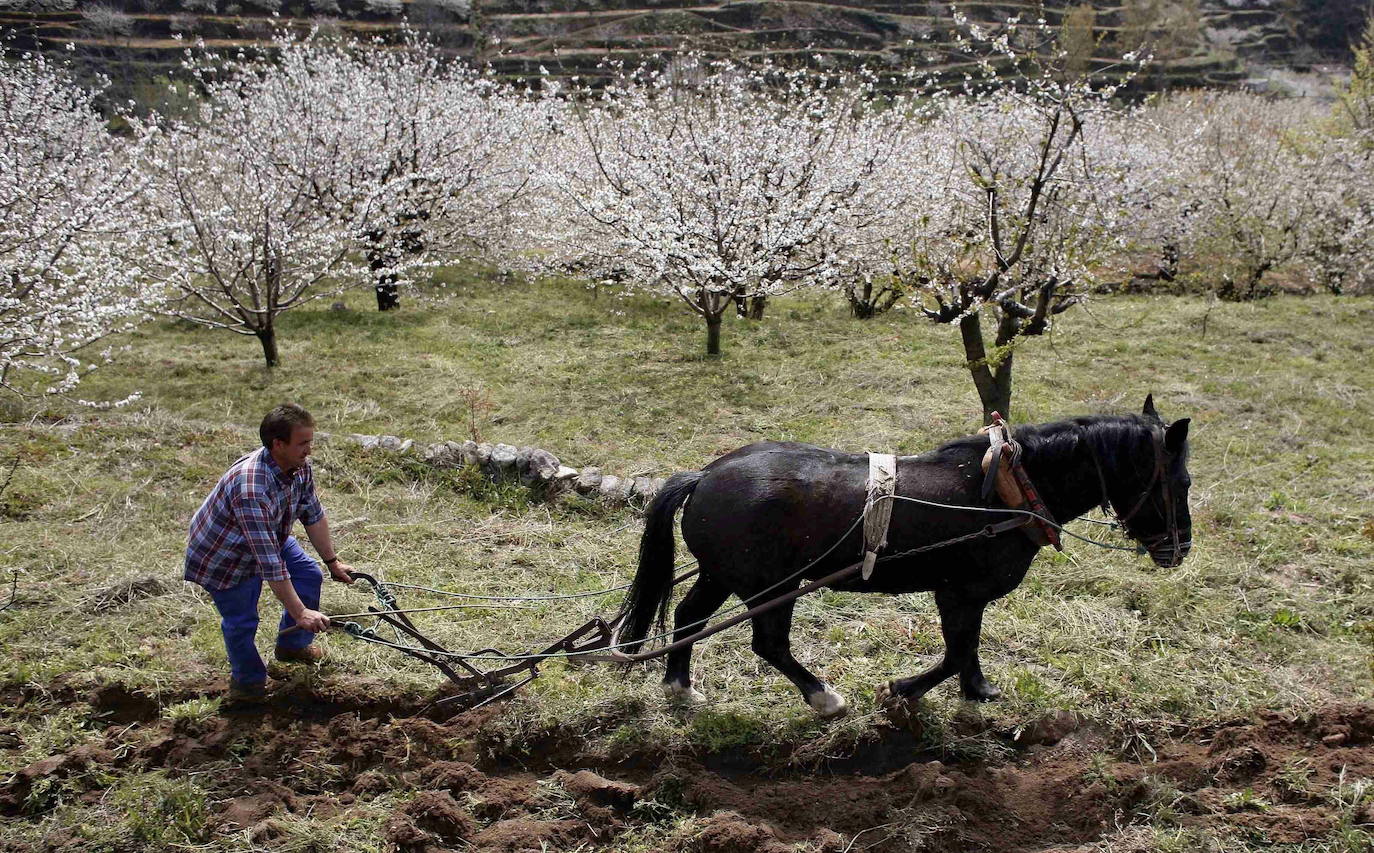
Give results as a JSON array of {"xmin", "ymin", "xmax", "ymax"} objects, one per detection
[
  {"xmin": 979, "ymin": 416, "xmax": 1063, "ymax": 551},
  {"xmin": 862, "ymin": 453, "xmax": 898, "ymax": 580}
]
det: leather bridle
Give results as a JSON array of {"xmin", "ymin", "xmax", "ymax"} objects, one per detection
[{"xmin": 1088, "ymin": 427, "xmax": 1188, "ymax": 563}]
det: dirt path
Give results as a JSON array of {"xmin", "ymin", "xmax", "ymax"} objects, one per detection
[{"xmin": 3, "ymin": 681, "xmax": 1372, "ymax": 851}]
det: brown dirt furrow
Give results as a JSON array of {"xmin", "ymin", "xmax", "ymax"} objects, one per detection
[{"xmin": 2, "ymin": 682, "xmax": 1371, "ymax": 852}]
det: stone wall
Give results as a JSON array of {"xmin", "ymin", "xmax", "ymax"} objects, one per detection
[{"xmin": 336, "ymin": 432, "xmax": 666, "ymax": 507}]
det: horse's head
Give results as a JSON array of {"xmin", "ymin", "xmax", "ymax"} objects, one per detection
[{"xmin": 1108, "ymin": 395, "xmax": 1193, "ymax": 568}]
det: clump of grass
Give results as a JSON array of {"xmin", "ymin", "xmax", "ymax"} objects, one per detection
[
  {"xmin": 111, "ymin": 771, "xmax": 211, "ymax": 846},
  {"xmin": 0, "ymin": 706, "xmax": 100, "ymax": 777},
  {"xmin": 162, "ymin": 696, "xmax": 221, "ymax": 730},
  {"xmin": 686, "ymin": 709, "xmax": 767, "ymax": 752},
  {"xmin": 1223, "ymin": 788, "xmax": 1272, "ymax": 813},
  {"xmin": 1272, "ymin": 757, "xmax": 1315, "ymax": 803}
]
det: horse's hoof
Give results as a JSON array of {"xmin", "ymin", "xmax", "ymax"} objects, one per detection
[
  {"xmin": 807, "ymin": 685, "xmax": 848, "ymax": 718},
  {"xmin": 662, "ymin": 680, "xmax": 707, "ymax": 705},
  {"xmin": 962, "ymin": 682, "xmax": 1002, "ymax": 703},
  {"xmin": 875, "ymin": 682, "xmax": 923, "ymax": 732}
]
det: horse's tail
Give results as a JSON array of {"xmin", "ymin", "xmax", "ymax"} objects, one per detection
[{"xmin": 617, "ymin": 470, "xmax": 703, "ymax": 653}]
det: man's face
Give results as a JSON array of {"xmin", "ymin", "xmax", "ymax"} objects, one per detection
[{"xmin": 272, "ymin": 425, "xmax": 314, "ymax": 472}]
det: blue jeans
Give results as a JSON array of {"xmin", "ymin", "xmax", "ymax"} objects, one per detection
[{"xmin": 207, "ymin": 536, "xmax": 323, "ymax": 686}]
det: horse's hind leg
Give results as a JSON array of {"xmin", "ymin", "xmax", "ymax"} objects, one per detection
[
  {"xmin": 750, "ymin": 599, "xmax": 848, "ymax": 718},
  {"xmin": 884, "ymin": 592, "xmax": 995, "ymax": 702},
  {"xmin": 662, "ymin": 575, "xmax": 730, "ymax": 704}
]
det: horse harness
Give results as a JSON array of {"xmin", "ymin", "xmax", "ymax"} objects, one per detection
[
  {"xmin": 861, "ymin": 414, "xmax": 1064, "ymax": 574},
  {"xmin": 862, "ymin": 453, "xmax": 898, "ymax": 579}
]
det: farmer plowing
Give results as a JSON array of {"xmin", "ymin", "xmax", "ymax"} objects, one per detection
[{"xmin": 192, "ymin": 398, "xmax": 1192, "ymax": 718}]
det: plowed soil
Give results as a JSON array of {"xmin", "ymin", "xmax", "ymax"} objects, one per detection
[{"xmin": 3, "ymin": 680, "xmax": 1372, "ymax": 852}]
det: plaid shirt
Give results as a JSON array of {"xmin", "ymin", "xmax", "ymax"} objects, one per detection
[{"xmin": 184, "ymin": 448, "xmax": 325, "ymax": 591}]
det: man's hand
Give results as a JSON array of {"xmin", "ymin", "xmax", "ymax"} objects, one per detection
[
  {"xmin": 292, "ymin": 608, "xmax": 332, "ymax": 633},
  {"xmin": 327, "ymin": 560, "xmax": 356, "ymax": 584}
]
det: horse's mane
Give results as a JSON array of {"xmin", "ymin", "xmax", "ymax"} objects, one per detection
[{"xmin": 931, "ymin": 414, "xmax": 1165, "ymax": 469}]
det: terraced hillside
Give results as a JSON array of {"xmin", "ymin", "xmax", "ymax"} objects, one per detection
[{"xmin": 2, "ymin": 0, "xmax": 1371, "ymax": 91}]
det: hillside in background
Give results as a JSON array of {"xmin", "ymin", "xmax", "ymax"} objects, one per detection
[{"xmin": 2, "ymin": 0, "xmax": 1372, "ymax": 94}]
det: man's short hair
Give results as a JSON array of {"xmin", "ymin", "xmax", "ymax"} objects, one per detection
[{"xmin": 260, "ymin": 403, "xmax": 315, "ymax": 449}]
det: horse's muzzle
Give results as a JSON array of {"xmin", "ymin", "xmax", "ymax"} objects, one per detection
[{"xmin": 1149, "ymin": 541, "xmax": 1191, "ymax": 567}]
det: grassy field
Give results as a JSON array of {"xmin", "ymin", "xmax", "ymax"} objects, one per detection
[{"xmin": 1, "ymin": 271, "xmax": 1372, "ymax": 851}]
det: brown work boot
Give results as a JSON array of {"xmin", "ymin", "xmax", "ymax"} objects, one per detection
[
  {"xmin": 227, "ymin": 680, "xmax": 268, "ymax": 703},
  {"xmin": 274, "ymin": 644, "xmax": 325, "ymax": 664}
]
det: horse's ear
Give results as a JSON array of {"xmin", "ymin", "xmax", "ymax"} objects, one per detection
[
  {"xmin": 1165, "ymin": 418, "xmax": 1190, "ymax": 453},
  {"xmin": 1142, "ymin": 394, "xmax": 1160, "ymax": 421}
]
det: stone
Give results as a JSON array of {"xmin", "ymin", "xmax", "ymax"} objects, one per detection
[
  {"xmin": 597, "ymin": 474, "xmax": 622, "ymax": 499},
  {"xmin": 525, "ymin": 449, "xmax": 561, "ymax": 483},
  {"xmin": 423, "ymin": 442, "xmax": 462, "ymax": 469},
  {"xmin": 630, "ymin": 476, "xmax": 656, "ymax": 500},
  {"xmin": 514, "ymin": 446, "xmax": 534, "ymax": 482},
  {"xmin": 459, "ymin": 440, "xmax": 480, "ymax": 466},
  {"xmin": 377, "ymin": 435, "xmax": 411, "ymax": 453},
  {"xmin": 574, "ymin": 467, "xmax": 603, "ymax": 495},
  {"xmin": 358, "ymin": 435, "xmax": 380, "ymax": 450},
  {"xmin": 488, "ymin": 444, "xmax": 518, "ymax": 480},
  {"xmin": 438, "ymin": 441, "xmax": 466, "ymax": 468},
  {"xmin": 609, "ymin": 476, "xmax": 634, "ymax": 502},
  {"xmin": 473, "ymin": 443, "xmax": 493, "ymax": 468}
]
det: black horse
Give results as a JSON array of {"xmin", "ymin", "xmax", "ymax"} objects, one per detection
[{"xmin": 619, "ymin": 397, "xmax": 1192, "ymax": 716}]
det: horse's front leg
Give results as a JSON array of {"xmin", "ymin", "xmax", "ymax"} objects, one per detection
[
  {"xmin": 881, "ymin": 591, "xmax": 996, "ymax": 703},
  {"xmin": 959, "ymin": 648, "xmax": 1002, "ymax": 702}
]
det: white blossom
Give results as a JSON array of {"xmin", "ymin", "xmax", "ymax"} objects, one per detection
[
  {"xmin": 531, "ymin": 55, "xmax": 906, "ymax": 354},
  {"xmin": 0, "ymin": 53, "xmax": 154, "ymax": 405}
]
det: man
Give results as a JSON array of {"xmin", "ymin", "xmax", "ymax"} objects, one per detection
[{"xmin": 185, "ymin": 403, "xmax": 355, "ymax": 701}]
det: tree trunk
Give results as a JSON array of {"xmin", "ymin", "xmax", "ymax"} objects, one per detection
[
  {"xmin": 989, "ymin": 348, "xmax": 1014, "ymax": 423},
  {"xmin": 706, "ymin": 314, "xmax": 722, "ymax": 356},
  {"xmin": 745, "ymin": 295, "xmax": 767, "ymax": 320},
  {"xmin": 375, "ymin": 277, "xmax": 400, "ymax": 311},
  {"xmin": 958, "ymin": 313, "xmax": 1012, "ymax": 423},
  {"xmin": 848, "ymin": 280, "xmax": 875, "ymax": 318},
  {"xmin": 257, "ymin": 326, "xmax": 279, "ymax": 368},
  {"xmin": 1158, "ymin": 242, "xmax": 1179, "ymax": 282},
  {"xmin": 369, "ymin": 241, "xmax": 400, "ymax": 311}
]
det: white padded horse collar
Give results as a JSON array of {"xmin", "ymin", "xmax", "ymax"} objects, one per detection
[{"xmin": 862, "ymin": 453, "xmax": 897, "ymax": 580}]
